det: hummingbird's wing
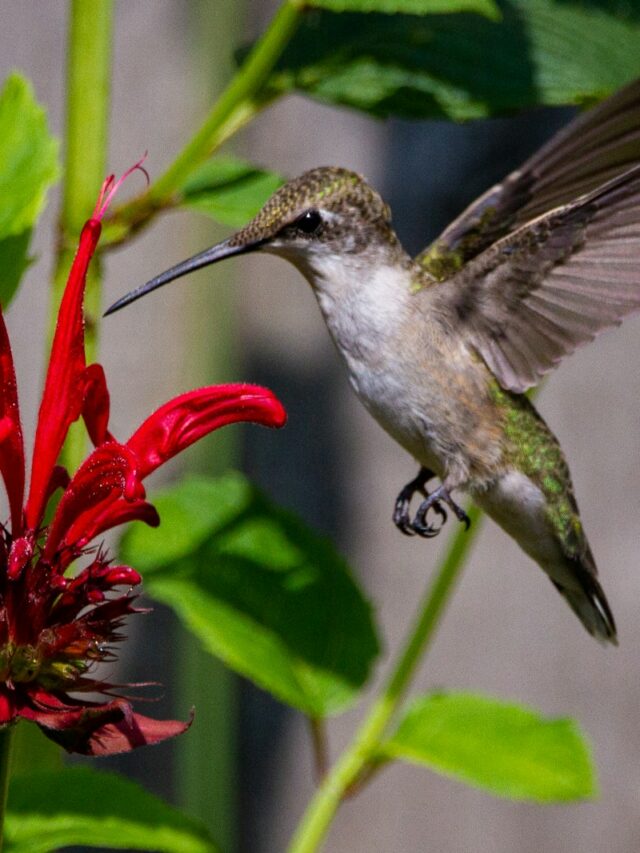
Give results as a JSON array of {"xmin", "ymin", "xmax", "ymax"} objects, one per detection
[
  {"xmin": 416, "ymin": 78, "xmax": 640, "ymax": 279},
  {"xmin": 432, "ymin": 164, "xmax": 640, "ymax": 393}
]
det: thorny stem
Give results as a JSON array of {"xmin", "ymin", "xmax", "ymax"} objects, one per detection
[
  {"xmin": 104, "ymin": 0, "xmax": 304, "ymax": 244},
  {"xmin": 289, "ymin": 505, "xmax": 483, "ymax": 853}
]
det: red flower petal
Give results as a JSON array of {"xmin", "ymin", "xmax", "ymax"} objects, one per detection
[
  {"xmin": 0, "ymin": 688, "xmax": 16, "ymax": 725},
  {"xmin": 26, "ymin": 220, "xmax": 102, "ymax": 530},
  {"xmin": 82, "ymin": 363, "xmax": 113, "ymax": 446},
  {"xmin": 7, "ymin": 536, "xmax": 33, "ymax": 580},
  {"xmin": 69, "ymin": 384, "xmax": 285, "ymax": 546},
  {"xmin": 0, "ymin": 309, "xmax": 25, "ymax": 534},
  {"xmin": 126, "ymin": 383, "xmax": 287, "ymax": 479},
  {"xmin": 42, "ymin": 465, "xmax": 71, "ymax": 508},
  {"xmin": 81, "ymin": 708, "xmax": 192, "ymax": 756},
  {"xmin": 44, "ymin": 442, "xmax": 140, "ymax": 561},
  {"xmin": 70, "ymin": 497, "xmax": 160, "ymax": 548},
  {"xmin": 20, "ymin": 693, "xmax": 191, "ymax": 755}
]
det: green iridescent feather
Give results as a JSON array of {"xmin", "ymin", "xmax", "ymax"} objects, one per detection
[{"xmin": 490, "ymin": 382, "xmax": 585, "ymax": 558}]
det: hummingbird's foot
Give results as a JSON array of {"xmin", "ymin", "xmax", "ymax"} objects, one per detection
[
  {"xmin": 411, "ymin": 497, "xmax": 448, "ymax": 538},
  {"xmin": 393, "ymin": 467, "xmax": 438, "ymax": 536},
  {"xmin": 446, "ymin": 495, "xmax": 471, "ymax": 530},
  {"xmin": 412, "ymin": 485, "xmax": 470, "ymax": 537}
]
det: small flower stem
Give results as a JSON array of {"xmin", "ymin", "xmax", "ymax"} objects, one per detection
[
  {"xmin": 50, "ymin": 0, "xmax": 113, "ymax": 471},
  {"xmin": 105, "ymin": 0, "xmax": 303, "ymax": 239},
  {"xmin": 309, "ymin": 718, "xmax": 329, "ymax": 783},
  {"xmin": 288, "ymin": 505, "xmax": 483, "ymax": 853},
  {"xmin": 0, "ymin": 726, "xmax": 14, "ymax": 851}
]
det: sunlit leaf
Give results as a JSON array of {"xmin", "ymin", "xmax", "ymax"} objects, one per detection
[
  {"xmin": 180, "ymin": 156, "xmax": 284, "ymax": 227},
  {"xmin": 306, "ymin": 0, "xmax": 499, "ymax": 17},
  {"xmin": 120, "ymin": 473, "xmax": 380, "ymax": 717},
  {"xmin": 0, "ymin": 73, "xmax": 59, "ymax": 307},
  {"xmin": 0, "ymin": 74, "xmax": 59, "ymax": 238},
  {"xmin": 380, "ymin": 692, "xmax": 596, "ymax": 801},
  {"xmin": 266, "ymin": 0, "xmax": 640, "ymax": 119},
  {"xmin": 0, "ymin": 230, "xmax": 33, "ymax": 307},
  {"xmin": 5, "ymin": 767, "xmax": 218, "ymax": 853}
]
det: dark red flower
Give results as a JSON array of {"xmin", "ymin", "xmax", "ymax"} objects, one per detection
[{"xmin": 0, "ymin": 164, "xmax": 286, "ymax": 755}]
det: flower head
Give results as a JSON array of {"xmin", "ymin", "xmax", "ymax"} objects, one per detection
[{"xmin": 0, "ymin": 163, "xmax": 286, "ymax": 755}]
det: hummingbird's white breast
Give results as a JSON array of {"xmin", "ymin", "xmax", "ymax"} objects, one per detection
[
  {"xmin": 297, "ymin": 251, "xmax": 448, "ymax": 473},
  {"xmin": 272, "ymin": 242, "xmax": 505, "ymax": 487}
]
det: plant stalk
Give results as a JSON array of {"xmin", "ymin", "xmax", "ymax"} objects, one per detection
[
  {"xmin": 50, "ymin": 0, "xmax": 113, "ymax": 471},
  {"xmin": 0, "ymin": 726, "xmax": 14, "ymax": 851},
  {"xmin": 288, "ymin": 505, "xmax": 483, "ymax": 853},
  {"xmin": 105, "ymin": 0, "xmax": 303, "ymax": 238}
]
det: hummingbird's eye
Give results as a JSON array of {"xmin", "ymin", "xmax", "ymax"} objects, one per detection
[{"xmin": 295, "ymin": 210, "xmax": 323, "ymax": 235}]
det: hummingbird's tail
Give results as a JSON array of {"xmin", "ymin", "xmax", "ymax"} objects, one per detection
[
  {"xmin": 476, "ymin": 455, "xmax": 618, "ymax": 644},
  {"xmin": 551, "ymin": 553, "xmax": 617, "ymax": 645}
]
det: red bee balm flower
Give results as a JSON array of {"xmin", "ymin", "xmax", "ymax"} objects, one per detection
[{"xmin": 0, "ymin": 165, "xmax": 286, "ymax": 755}]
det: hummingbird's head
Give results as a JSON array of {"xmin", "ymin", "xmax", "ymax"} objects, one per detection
[
  {"xmin": 229, "ymin": 167, "xmax": 403, "ymax": 285},
  {"xmin": 233, "ymin": 166, "xmax": 392, "ymax": 254},
  {"xmin": 105, "ymin": 167, "xmax": 404, "ymax": 316}
]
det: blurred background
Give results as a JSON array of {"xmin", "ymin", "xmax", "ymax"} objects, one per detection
[{"xmin": 3, "ymin": 2, "xmax": 640, "ymax": 851}]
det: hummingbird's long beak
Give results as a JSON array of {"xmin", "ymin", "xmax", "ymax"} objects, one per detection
[{"xmin": 104, "ymin": 236, "xmax": 264, "ymax": 316}]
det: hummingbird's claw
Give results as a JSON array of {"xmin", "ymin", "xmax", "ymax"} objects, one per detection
[
  {"xmin": 410, "ymin": 484, "xmax": 470, "ymax": 537},
  {"xmin": 395, "ymin": 512, "xmax": 416, "ymax": 536},
  {"xmin": 449, "ymin": 501, "xmax": 471, "ymax": 530},
  {"xmin": 412, "ymin": 498, "xmax": 448, "ymax": 537},
  {"xmin": 438, "ymin": 488, "xmax": 471, "ymax": 529},
  {"xmin": 393, "ymin": 467, "xmax": 436, "ymax": 536},
  {"xmin": 393, "ymin": 470, "xmax": 469, "ymax": 539},
  {"xmin": 393, "ymin": 492, "xmax": 416, "ymax": 535}
]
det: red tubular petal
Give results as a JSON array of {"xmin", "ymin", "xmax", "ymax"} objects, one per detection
[
  {"xmin": 43, "ymin": 465, "xmax": 71, "ymax": 507},
  {"xmin": 7, "ymin": 536, "xmax": 33, "ymax": 580},
  {"xmin": 127, "ymin": 383, "xmax": 287, "ymax": 479},
  {"xmin": 0, "ymin": 309, "xmax": 25, "ymax": 534},
  {"xmin": 103, "ymin": 566, "xmax": 142, "ymax": 586},
  {"xmin": 82, "ymin": 363, "xmax": 113, "ymax": 446},
  {"xmin": 44, "ymin": 442, "xmax": 139, "ymax": 560},
  {"xmin": 68, "ymin": 498, "xmax": 160, "ymax": 550},
  {"xmin": 0, "ymin": 689, "xmax": 16, "ymax": 725},
  {"xmin": 26, "ymin": 220, "xmax": 102, "ymax": 530}
]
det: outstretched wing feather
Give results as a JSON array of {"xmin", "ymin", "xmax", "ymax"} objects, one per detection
[
  {"xmin": 433, "ymin": 166, "xmax": 640, "ymax": 392},
  {"xmin": 417, "ymin": 78, "xmax": 640, "ymax": 276}
]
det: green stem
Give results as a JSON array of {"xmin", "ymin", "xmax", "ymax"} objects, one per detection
[
  {"xmin": 0, "ymin": 726, "xmax": 14, "ymax": 851},
  {"xmin": 51, "ymin": 0, "xmax": 113, "ymax": 470},
  {"xmin": 61, "ymin": 0, "xmax": 113, "ymax": 241},
  {"xmin": 106, "ymin": 0, "xmax": 302, "ymax": 237},
  {"xmin": 309, "ymin": 718, "xmax": 329, "ymax": 783},
  {"xmin": 288, "ymin": 505, "xmax": 483, "ymax": 853}
]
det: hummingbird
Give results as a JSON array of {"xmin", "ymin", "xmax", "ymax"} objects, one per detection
[{"xmin": 106, "ymin": 79, "xmax": 640, "ymax": 644}]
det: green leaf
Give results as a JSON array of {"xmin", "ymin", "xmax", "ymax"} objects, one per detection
[
  {"xmin": 180, "ymin": 155, "xmax": 284, "ymax": 227},
  {"xmin": 268, "ymin": 0, "xmax": 640, "ymax": 119},
  {"xmin": 0, "ymin": 73, "xmax": 59, "ymax": 306},
  {"xmin": 120, "ymin": 473, "xmax": 379, "ymax": 717},
  {"xmin": 5, "ymin": 767, "xmax": 218, "ymax": 853},
  {"xmin": 306, "ymin": 0, "xmax": 500, "ymax": 18},
  {"xmin": 0, "ymin": 230, "xmax": 33, "ymax": 307},
  {"xmin": 0, "ymin": 74, "xmax": 59, "ymax": 238},
  {"xmin": 380, "ymin": 692, "xmax": 596, "ymax": 801}
]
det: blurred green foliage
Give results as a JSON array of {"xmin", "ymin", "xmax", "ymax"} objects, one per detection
[{"xmin": 121, "ymin": 473, "xmax": 380, "ymax": 716}]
